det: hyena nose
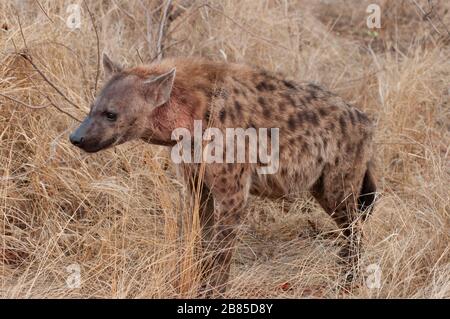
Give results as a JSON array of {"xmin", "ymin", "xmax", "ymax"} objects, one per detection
[{"xmin": 69, "ymin": 133, "xmax": 84, "ymax": 147}]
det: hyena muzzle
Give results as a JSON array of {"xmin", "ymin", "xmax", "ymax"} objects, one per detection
[{"xmin": 70, "ymin": 54, "xmax": 377, "ymax": 296}]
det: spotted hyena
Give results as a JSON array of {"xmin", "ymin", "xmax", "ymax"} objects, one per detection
[{"xmin": 70, "ymin": 54, "xmax": 377, "ymax": 296}]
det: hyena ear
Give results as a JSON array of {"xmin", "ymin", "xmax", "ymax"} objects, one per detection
[
  {"xmin": 143, "ymin": 68, "xmax": 176, "ymax": 107},
  {"xmin": 103, "ymin": 53, "xmax": 122, "ymax": 78}
]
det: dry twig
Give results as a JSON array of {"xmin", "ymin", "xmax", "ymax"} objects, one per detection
[
  {"xmin": 33, "ymin": 0, "xmax": 54, "ymax": 23},
  {"xmin": 83, "ymin": 0, "xmax": 101, "ymax": 95},
  {"xmin": 156, "ymin": 0, "xmax": 174, "ymax": 61}
]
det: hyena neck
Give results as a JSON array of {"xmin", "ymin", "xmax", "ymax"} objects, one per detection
[{"xmin": 141, "ymin": 84, "xmax": 204, "ymax": 147}]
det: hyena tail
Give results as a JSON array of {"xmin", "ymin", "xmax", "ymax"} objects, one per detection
[{"xmin": 358, "ymin": 162, "xmax": 377, "ymax": 220}]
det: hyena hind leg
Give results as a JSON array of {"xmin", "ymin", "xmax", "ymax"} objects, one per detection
[
  {"xmin": 358, "ymin": 165, "xmax": 377, "ymax": 219},
  {"xmin": 310, "ymin": 162, "xmax": 376, "ymax": 282}
]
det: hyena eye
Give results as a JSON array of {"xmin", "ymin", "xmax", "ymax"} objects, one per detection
[{"xmin": 104, "ymin": 111, "xmax": 117, "ymax": 122}]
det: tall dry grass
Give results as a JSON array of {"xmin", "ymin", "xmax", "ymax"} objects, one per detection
[{"xmin": 0, "ymin": 0, "xmax": 449, "ymax": 298}]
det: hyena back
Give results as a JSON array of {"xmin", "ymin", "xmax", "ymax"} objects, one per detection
[{"xmin": 70, "ymin": 55, "xmax": 376, "ymax": 296}]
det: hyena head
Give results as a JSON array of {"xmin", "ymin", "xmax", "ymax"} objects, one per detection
[{"xmin": 70, "ymin": 54, "xmax": 176, "ymax": 153}]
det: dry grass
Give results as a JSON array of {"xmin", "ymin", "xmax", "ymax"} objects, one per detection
[{"xmin": 0, "ymin": 0, "xmax": 449, "ymax": 298}]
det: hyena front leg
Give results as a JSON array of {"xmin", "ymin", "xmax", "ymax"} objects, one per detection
[
  {"xmin": 176, "ymin": 164, "xmax": 216, "ymax": 292},
  {"xmin": 197, "ymin": 184, "xmax": 215, "ymax": 288},
  {"xmin": 200, "ymin": 164, "xmax": 251, "ymax": 297}
]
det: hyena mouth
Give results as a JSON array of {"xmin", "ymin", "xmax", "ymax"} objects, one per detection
[{"xmin": 81, "ymin": 136, "xmax": 120, "ymax": 153}]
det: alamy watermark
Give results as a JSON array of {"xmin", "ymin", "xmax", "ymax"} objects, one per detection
[
  {"xmin": 365, "ymin": 263, "xmax": 382, "ymax": 289},
  {"xmin": 170, "ymin": 120, "xmax": 279, "ymax": 175},
  {"xmin": 66, "ymin": 263, "xmax": 81, "ymax": 289},
  {"xmin": 366, "ymin": 4, "xmax": 381, "ymax": 29},
  {"xmin": 66, "ymin": 4, "xmax": 82, "ymax": 30}
]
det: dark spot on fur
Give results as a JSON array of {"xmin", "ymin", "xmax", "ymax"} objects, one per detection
[
  {"xmin": 346, "ymin": 143, "xmax": 354, "ymax": 153},
  {"xmin": 356, "ymin": 109, "xmax": 369, "ymax": 123},
  {"xmin": 256, "ymin": 81, "xmax": 276, "ymax": 91},
  {"xmin": 283, "ymin": 80, "xmax": 296, "ymax": 90},
  {"xmin": 219, "ymin": 109, "xmax": 227, "ymax": 123},
  {"xmin": 339, "ymin": 115, "xmax": 347, "ymax": 134},
  {"xmin": 318, "ymin": 107, "xmax": 329, "ymax": 117},
  {"xmin": 258, "ymin": 97, "xmax": 271, "ymax": 118},
  {"xmin": 204, "ymin": 110, "xmax": 211, "ymax": 122},
  {"xmin": 129, "ymin": 118, "xmax": 137, "ymax": 127},
  {"xmin": 302, "ymin": 142, "xmax": 309, "ymax": 152},
  {"xmin": 326, "ymin": 122, "xmax": 335, "ymax": 131},
  {"xmin": 356, "ymin": 140, "xmax": 364, "ymax": 157},
  {"xmin": 306, "ymin": 110, "xmax": 319, "ymax": 125},
  {"xmin": 258, "ymin": 96, "xmax": 267, "ymax": 108},
  {"xmin": 309, "ymin": 90, "xmax": 318, "ymax": 100},
  {"xmin": 180, "ymin": 96, "xmax": 188, "ymax": 104},
  {"xmin": 329, "ymin": 105, "xmax": 338, "ymax": 112},
  {"xmin": 308, "ymin": 83, "xmax": 322, "ymax": 91},
  {"xmin": 278, "ymin": 102, "xmax": 287, "ymax": 112},
  {"xmin": 298, "ymin": 96, "xmax": 308, "ymax": 106},
  {"xmin": 297, "ymin": 112, "xmax": 305, "ymax": 125},
  {"xmin": 235, "ymin": 101, "xmax": 242, "ymax": 114},
  {"xmin": 288, "ymin": 116, "xmax": 296, "ymax": 130},
  {"xmin": 348, "ymin": 110, "xmax": 356, "ymax": 125}
]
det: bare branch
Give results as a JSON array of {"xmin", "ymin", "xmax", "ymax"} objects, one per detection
[
  {"xmin": 34, "ymin": 0, "xmax": 54, "ymax": 23},
  {"xmin": 427, "ymin": 0, "xmax": 450, "ymax": 39},
  {"xmin": 15, "ymin": 12, "xmax": 83, "ymax": 111},
  {"xmin": 46, "ymin": 98, "xmax": 82, "ymax": 122},
  {"xmin": 0, "ymin": 92, "xmax": 82, "ymax": 122},
  {"xmin": 83, "ymin": 0, "xmax": 101, "ymax": 95},
  {"xmin": 156, "ymin": 0, "xmax": 173, "ymax": 61},
  {"xmin": 0, "ymin": 92, "xmax": 49, "ymax": 109},
  {"xmin": 410, "ymin": 0, "xmax": 441, "ymax": 36},
  {"xmin": 146, "ymin": 11, "xmax": 154, "ymax": 57},
  {"xmin": 136, "ymin": 48, "xmax": 144, "ymax": 64},
  {"xmin": 19, "ymin": 52, "xmax": 83, "ymax": 111},
  {"xmin": 27, "ymin": 75, "xmax": 83, "ymax": 122},
  {"xmin": 150, "ymin": 38, "xmax": 187, "ymax": 63},
  {"xmin": 166, "ymin": 3, "xmax": 290, "ymax": 52}
]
